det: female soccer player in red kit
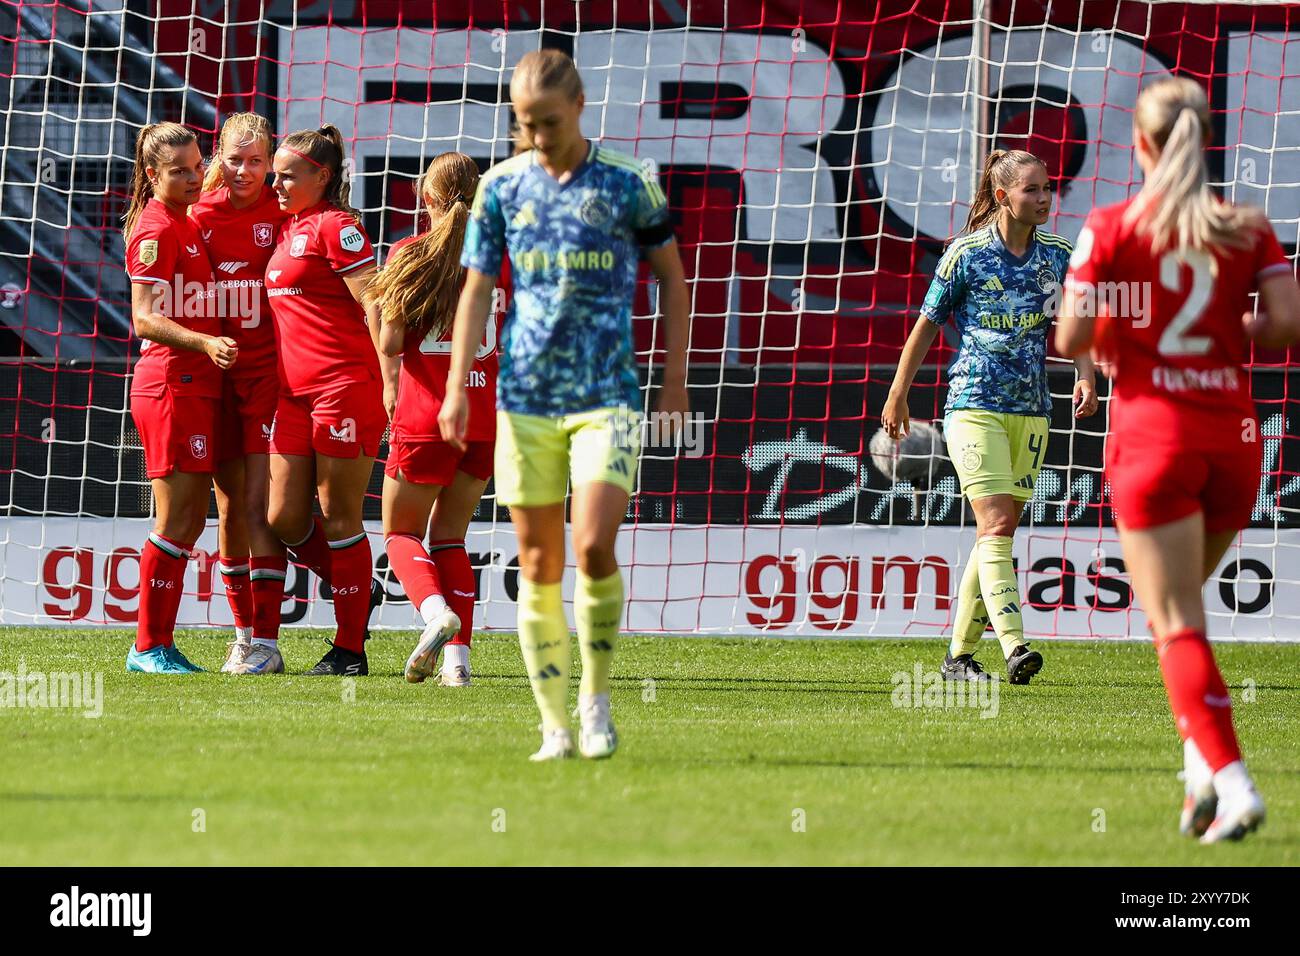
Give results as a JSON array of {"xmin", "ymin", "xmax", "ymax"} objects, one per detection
[
  {"xmin": 191, "ymin": 113, "xmax": 290, "ymax": 674},
  {"xmin": 122, "ymin": 122, "xmax": 239, "ymax": 672},
  {"xmin": 369, "ymin": 153, "xmax": 496, "ymax": 687},
  {"xmin": 264, "ymin": 125, "xmax": 385, "ymax": 676},
  {"xmin": 1058, "ymin": 77, "xmax": 1300, "ymax": 843}
]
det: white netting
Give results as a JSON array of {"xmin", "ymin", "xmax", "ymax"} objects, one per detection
[{"xmin": 1, "ymin": 0, "xmax": 1297, "ymax": 638}]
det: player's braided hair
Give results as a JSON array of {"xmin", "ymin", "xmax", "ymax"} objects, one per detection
[
  {"xmin": 369, "ymin": 152, "xmax": 480, "ymax": 342},
  {"xmin": 963, "ymin": 148, "xmax": 1045, "ymax": 236},
  {"xmin": 202, "ymin": 112, "xmax": 273, "ymax": 193},
  {"xmin": 509, "ymin": 49, "xmax": 584, "ymax": 154},
  {"xmin": 1123, "ymin": 76, "xmax": 1256, "ymax": 263},
  {"xmin": 279, "ymin": 124, "xmax": 362, "ymax": 223},
  {"xmin": 122, "ymin": 122, "xmax": 196, "ymax": 240}
]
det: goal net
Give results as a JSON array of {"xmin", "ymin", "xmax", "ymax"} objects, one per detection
[{"xmin": 2, "ymin": 0, "xmax": 1297, "ymax": 639}]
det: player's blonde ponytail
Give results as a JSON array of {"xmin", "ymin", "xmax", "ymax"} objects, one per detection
[
  {"xmin": 370, "ymin": 152, "xmax": 479, "ymax": 342},
  {"xmin": 280, "ymin": 124, "xmax": 362, "ymax": 223},
  {"xmin": 1124, "ymin": 76, "xmax": 1255, "ymax": 259},
  {"xmin": 122, "ymin": 122, "xmax": 196, "ymax": 241},
  {"xmin": 509, "ymin": 49, "xmax": 584, "ymax": 154},
  {"xmin": 203, "ymin": 112, "xmax": 273, "ymax": 192},
  {"xmin": 963, "ymin": 148, "xmax": 1044, "ymax": 235}
]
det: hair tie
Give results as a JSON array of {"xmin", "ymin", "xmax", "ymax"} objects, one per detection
[{"xmin": 282, "ymin": 145, "xmax": 323, "ymax": 169}]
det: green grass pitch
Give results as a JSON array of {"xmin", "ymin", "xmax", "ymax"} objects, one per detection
[{"xmin": 1, "ymin": 628, "xmax": 1296, "ymax": 866}]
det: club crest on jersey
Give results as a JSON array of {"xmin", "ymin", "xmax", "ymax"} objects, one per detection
[
  {"xmin": 253, "ymin": 222, "xmax": 274, "ymax": 247},
  {"xmin": 338, "ymin": 225, "xmax": 365, "ymax": 253},
  {"xmin": 189, "ymin": 435, "xmax": 209, "ymax": 460},
  {"xmin": 1036, "ymin": 264, "xmax": 1059, "ymax": 294},
  {"xmin": 138, "ymin": 240, "xmax": 158, "ymax": 265},
  {"xmin": 290, "ymin": 234, "xmax": 308, "ymax": 258},
  {"xmin": 580, "ymin": 195, "xmax": 612, "ymax": 227}
]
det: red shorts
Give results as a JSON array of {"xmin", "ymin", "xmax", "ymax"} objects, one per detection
[
  {"xmin": 384, "ymin": 436, "xmax": 495, "ymax": 486},
  {"xmin": 218, "ymin": 369, "xmax": 279, "ymax": 461},
  {"xmin": 131, "ymin": 390, "xmax": 219, "ymax": 479},
  {"xmin": 1107, "ymin": 439, "xmax": 1262, "ymax": 533},
  {"xmin": 269, "ymin": 384, "xmax": 387, "ymax": 459}
]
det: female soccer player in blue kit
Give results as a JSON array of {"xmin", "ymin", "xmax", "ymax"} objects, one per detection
[
  {"xmin": 440, "ymin": 50, "xmax": 691, "ymax": 761},
  {"xmin": 883, "ymin": 149, "xmax": 1098, "ymax": 684}
]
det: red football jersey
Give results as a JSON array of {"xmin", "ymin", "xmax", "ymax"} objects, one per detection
[
  {"xmin": 264, "ymin": 201, "xmax": 379, "ymax": 396},
  {"xmin": 189, "ymin": 184, "xmax": 287, "ymax": 378},
  {"xmin": 385, "ymin": 234, "xmax": 499, "ymax": 442},
  {"xmin": 1065, "ymin": 197, "xmax": 1291, "ymax": 451},
  {"xmin": 124, "ymin": 197, "xmax": 222, "ymax": 398}
]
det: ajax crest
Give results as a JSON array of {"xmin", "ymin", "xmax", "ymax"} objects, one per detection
[
  {"xmin": 253, "ymin": 222, "xmax": 274, "ymax": 247},
  {"xmin": 580, "ymin": 195, "xmax": 612, "ymax": 227}
]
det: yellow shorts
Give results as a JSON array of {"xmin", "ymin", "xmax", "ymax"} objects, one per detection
[
  {"xmin": 944, "ymin": 409, "xmax": 1049, "ymax": 502},
  {"xmin": 494, "ymin": 407, "xmax": 641, "ymax": 507}
]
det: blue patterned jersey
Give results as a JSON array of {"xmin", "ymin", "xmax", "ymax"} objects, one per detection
[
  {"xmin": 920, "ymin": 223, "xmax": 1073, "ymax": 418},
  {"xmin": 461, "ymin": 141, "xmax": 674, "ymax": 417}
]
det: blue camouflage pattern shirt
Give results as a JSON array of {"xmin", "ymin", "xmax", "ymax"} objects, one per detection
[
  {"xmin": 461, "ymin": 141, "xmax": 675, "ymax": 417},
  {"xmin": 920, "ymin": 223, "xmax": 1072, "ymax": 418}
]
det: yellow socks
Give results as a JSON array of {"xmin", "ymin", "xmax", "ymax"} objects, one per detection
[
  {"xmin": 976, "ymin": 535, "xmax": 1026, "ymax": 658},
  {"xmin": 575, "ymin": 569, "xmax": 622, "ymax": 696},
  {"xmin": 949, "ymin": 542, "xmax": 989, "ymax": 657},
  {"xmin": 517, "ymin": 578, "xmax": 571, "ymax": 731}
]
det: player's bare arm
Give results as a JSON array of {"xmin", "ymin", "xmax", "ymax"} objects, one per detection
[
  {"xmin": 882, "ymin": 317, "xmax": 941, "ymax": 439},
  {"xmin": 131, "ymin": 281, "xmax": 238, "ymax": 369},
  {"xmin": 439, "ymin": 266, "xmax": 496, "ymax": 452}
]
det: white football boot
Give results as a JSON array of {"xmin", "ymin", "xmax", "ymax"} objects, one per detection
[
  {"xmin": 439, "ymin": 643, "xmax": 472, "ymax": 686},
  {"xmin": 578, "ymin": 692, "xmax": 618, "ymax": 759},
  {"xmin": 220, "ymin": 637, "xmax": 252, "ymax": 674},
  {"xmin": 1201, "ymin": 762, "xmax": 1266, "ymax": 844},
  {"xmin": 404, "ymin": 608, "xmax": 461, "ymax": 683},
  {"xmin": 439, "ymin": 666, "xmax": 472, "ymax": 687},
  {"xmin": 1179, "ymin": 738, "xmax": 1217, "ymax": 838},
  {"xmin": 529, "ymin": 727, "xmax": 575, "ymax": 762},
  {"xmin": 233, "ymin": 642, "xmax": 285, "ymax": 675}
]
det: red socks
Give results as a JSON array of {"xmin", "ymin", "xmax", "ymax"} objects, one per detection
[
  {"xmin": 249, "ymin": 554, "xmax": 287, "ymax": 641},
  {"xmin": 285, "ymin": 516, "xmax": 332, "ymax": 586},
  {"xmin": 384, "ymin": 533, "xmax": 442, "ymax": 610},
  {"xmin": 219, "ymin": 555, "xmax": 253, "ymax": 631},
  {"xmin": 430, "ymin": 539, "xmax": 476, "ymax": 646},
  {"xmin": 328, "ymin": 533, "xmax": 372, "ymax": 653},
  {"xmin": 383, "ymin": 535, "xmax": 476, "ymax": 645},
  {"xmin": 136, "ymin": 532, "xmax": 190, "ymax": 651},
  {"xmin": 1156, "ymin": 628, "xmax": 1242, "ymax": 772}
]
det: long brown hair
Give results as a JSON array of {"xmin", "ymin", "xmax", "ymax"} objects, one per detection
[
  {"xmin": 202, "ymin": 112, "xmax": 273, "ymax": 193},
  {"xmin": 963, "ymin": 148, "xmax": 1045, "ymax": 235},
  {"xmin": 122, "ymin": 122, "xmax": 196, "ymax": 240},
  {"xmin": 279, "ymin": 124, "xmax": 361, "ymax": 222},
  {"xmin": 1122, "ymin": 76, "xmax": 1254, "ymax": 260},
  {"xmin": 370, "ymin": 153, "xmax": 479, "ymax": 341},
  {"xmin": 509, "ymin": 49, "xmax": 584, "ymax": 154}
]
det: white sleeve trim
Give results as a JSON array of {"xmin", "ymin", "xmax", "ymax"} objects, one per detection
[{"xmin": 334, "ymin": 255, "xmax": 375, "ymax": 275}]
